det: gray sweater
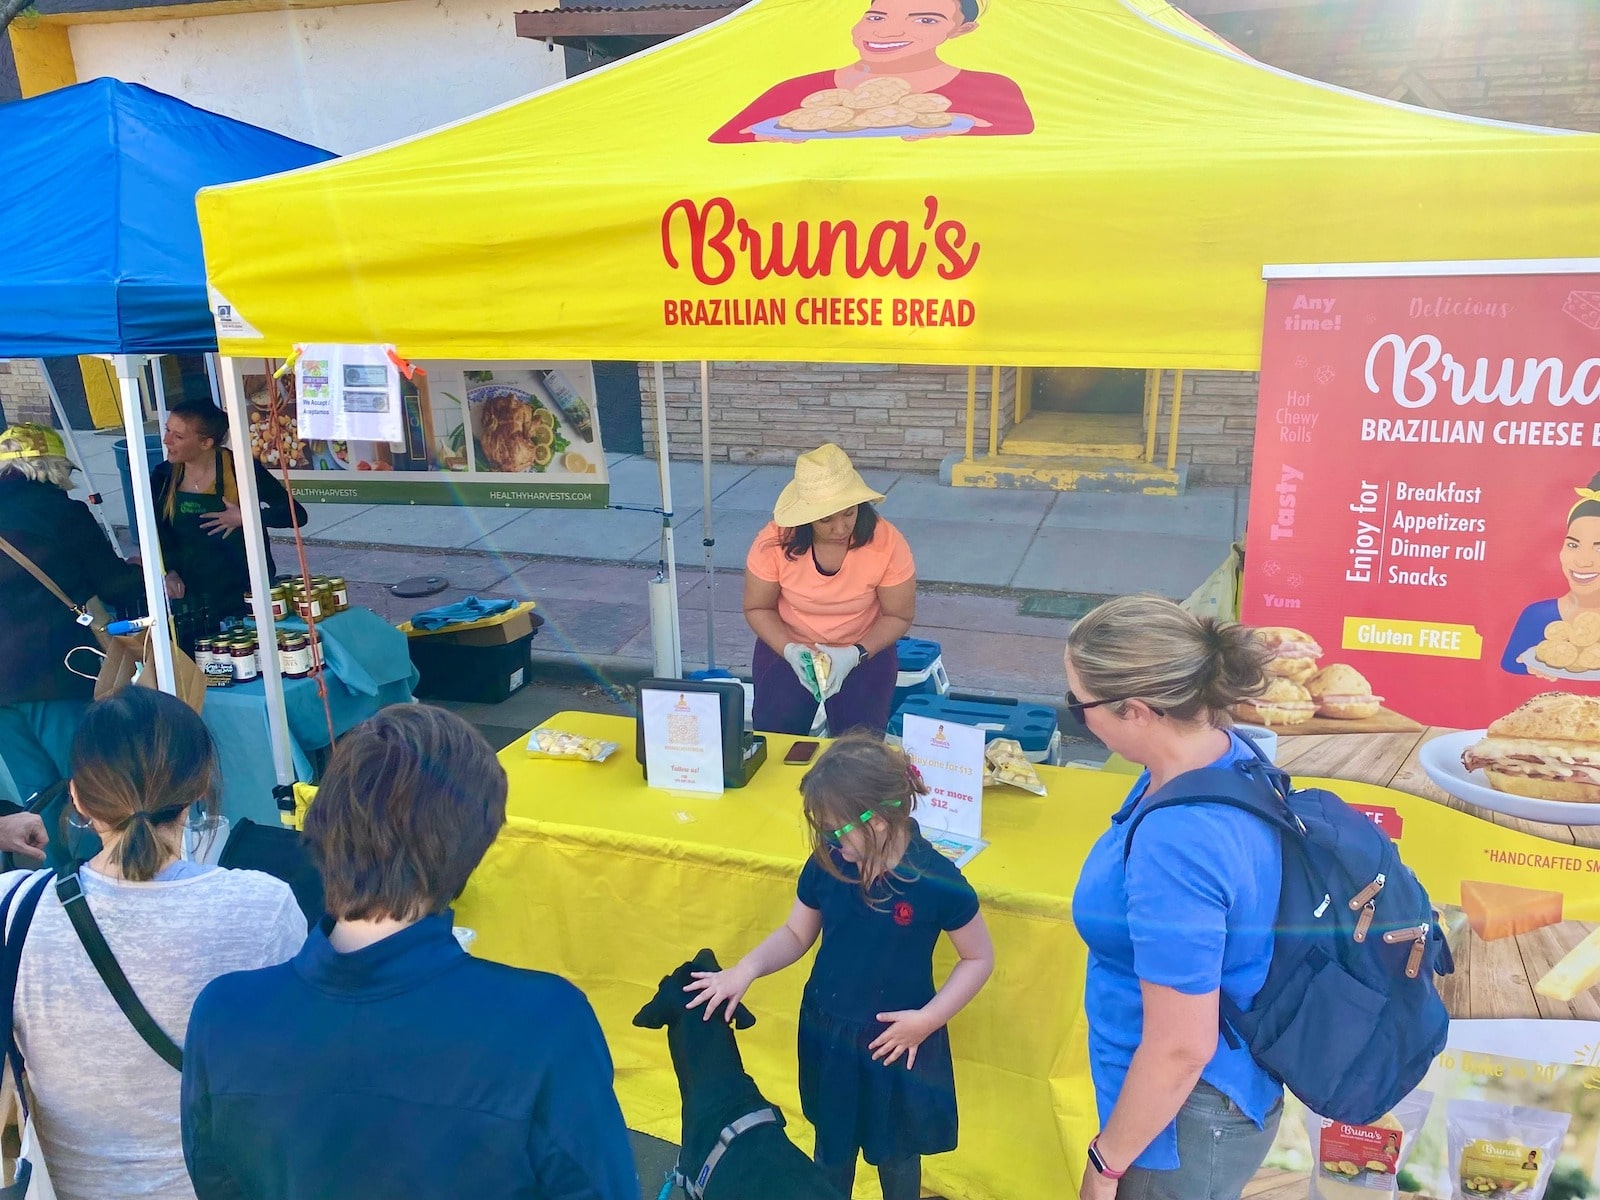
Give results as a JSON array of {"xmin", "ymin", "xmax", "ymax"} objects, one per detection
[{"xmin": 2, "ymin": 865, "xmax": 306, "ymax": 1200}]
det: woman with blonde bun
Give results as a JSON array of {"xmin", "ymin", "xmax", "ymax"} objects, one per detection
[{"xmin": 1065, "ymin": 595, "xmax": 1283, "ymax": 1200}]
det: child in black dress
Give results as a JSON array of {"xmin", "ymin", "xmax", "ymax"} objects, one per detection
[{"xmin": 685, "ymin": 733, "xmax": 994, "ymax": 1200}]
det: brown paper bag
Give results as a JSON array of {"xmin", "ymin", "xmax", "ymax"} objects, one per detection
[{"xmin": 93, "ymin": 631, "xmax": 207, "ymax": 715}]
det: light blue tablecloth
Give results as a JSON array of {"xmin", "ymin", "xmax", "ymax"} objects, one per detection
[{"xmin": 202, "ymin": 608, "xmax": 418, "ymax": 826}]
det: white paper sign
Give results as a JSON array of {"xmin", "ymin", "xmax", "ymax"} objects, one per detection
[
  {"xmin": 900, "ymin": 714, "xmax": 984, "ymax": 840},
  {"xmin": 642, "ymin": 688, "xmax": 725, "ymax": 795},
  {"xmin": 295, "ymin": 344, "xmax": 404, "ymax": 444}
]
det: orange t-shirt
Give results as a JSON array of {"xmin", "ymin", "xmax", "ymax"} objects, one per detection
[{"xmin": 745, "ymin": 518, "xmax": 916, "ymax": 646}]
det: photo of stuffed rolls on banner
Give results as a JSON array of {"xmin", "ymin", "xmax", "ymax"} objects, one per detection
[{"xmin": 1240, "ymin": 266, "xmax": 1600, "ymax": 822}]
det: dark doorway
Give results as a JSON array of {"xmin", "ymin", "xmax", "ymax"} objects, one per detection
[
  {"xmin": 595, "ymin": 361, "xmax": 645, "ymax": 455},
  {"xmin": 1030, "ymin": 367, "xmax": 1146, "ymax": 415}
]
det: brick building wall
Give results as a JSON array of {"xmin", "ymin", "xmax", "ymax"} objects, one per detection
[
  {"xmin": 639, "ymin": 361, "xmax": 1016, "ymax": 471},
  {"xmin": 0, "ymin": 360, "xmax": 54, "ymax": 426},
  {"xmin": 631, "ymin": 1, "xmax": 1597, "ymax": 487}
]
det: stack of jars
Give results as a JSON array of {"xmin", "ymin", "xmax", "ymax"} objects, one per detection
[{"xmin": 195, "ymin": 632, "xmax": 262, "ymax": 688}]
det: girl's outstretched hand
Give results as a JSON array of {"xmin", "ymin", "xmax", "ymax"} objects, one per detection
[
  {"xmin": 683, "ymin": 965, "xmax": 754, "ymax": 1023},
  {"xmin": 870, "ymin": 1009, "xmax": 940, "ymax": 1069}
]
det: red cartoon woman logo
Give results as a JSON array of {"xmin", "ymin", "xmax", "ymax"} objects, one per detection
[{"xmin": 892, "ymin": 901, "xmax": 914, "ymax": 927}]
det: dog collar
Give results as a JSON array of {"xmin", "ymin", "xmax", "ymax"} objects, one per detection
[{"xmin": 668, "ymin": 1107, "xmax": 780, "ymax": 1200}]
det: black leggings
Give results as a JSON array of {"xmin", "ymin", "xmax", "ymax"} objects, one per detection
[{"xmin": 815, "ymin": 1152, "xmax": 920, "ymax": 1200}]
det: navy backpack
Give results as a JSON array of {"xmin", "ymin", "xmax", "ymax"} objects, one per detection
[{"xmin": 1124, "ymin": 738, "xmax": 1452, "ymax": 1125}]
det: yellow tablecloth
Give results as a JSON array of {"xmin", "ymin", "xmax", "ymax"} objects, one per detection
[
  {"xmin": 456, "ymin": 712, "xmax": 1111, "ymax": 1200},
  {"xmin": 454, "ymin": 714, "xmax": 1570, "ymax": 1199}
]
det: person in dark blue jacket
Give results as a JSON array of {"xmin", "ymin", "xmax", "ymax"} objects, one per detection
[{"xmin": 180, "ymin": 705, "xmax": 638, "ymax": 1200}]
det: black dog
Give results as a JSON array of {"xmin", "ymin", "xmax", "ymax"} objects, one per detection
[{"xmin": 633, "ymin": 949, "xmax": 842, "ymax": 1200}]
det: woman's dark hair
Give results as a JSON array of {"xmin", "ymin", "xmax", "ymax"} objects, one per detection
[
  {"xmin": 1066, "ymin": 594, "xmax": 1270, "ymax": 726},
  {"xmin": 70, "ymin": 689, "xmax": 218, "ymax": 883},
  {"xmin": 168, "ymin": 399, "xmax": 230, "ymax": 446},
  {"xmin": 305, "ymin": 705, "xmax": 508, "ymax": 922},
  {"xmin": 1569, "ymin": 471, "xmax": 1600, "ymax": 527},
  {"xmin": 779, "ymin": 502, "xmax": 879, "ymax": 560}
]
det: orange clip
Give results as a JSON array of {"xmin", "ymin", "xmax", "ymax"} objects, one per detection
[{"xmin": 385, "ymin": 348, "xmax": 426, "ymax": 381}]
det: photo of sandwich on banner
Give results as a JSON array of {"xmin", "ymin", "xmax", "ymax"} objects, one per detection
[
  {"xmin": 1232, "ymin": 677, "xmax": 1316, "ymax": 727},
  {"xmin": 1462, "ymin": 692, "xmax": 1600, "ymax": 804},
  {"xmin": 1255, "ymin": 626, "xmax": 1323, "ymax": 684},
  {"xmin": 1305, "ymin": 664, "xmax": 1383, "ymax": 721}
]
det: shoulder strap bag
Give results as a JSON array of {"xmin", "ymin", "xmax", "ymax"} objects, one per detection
[
  {"xmin": 0, "ymin": 532, "xmax": 206, "ymax": 716},
  {"xmin": 0, "ymin": 533, "xmax": 111, "ymax": 651},
  {"xmin": 0, "ymin": 870, "xmax": 60, "ymax": 1199},
  {"xmin": 54, "ymin": 869, "xmax": 182, "ymax": 1071}
]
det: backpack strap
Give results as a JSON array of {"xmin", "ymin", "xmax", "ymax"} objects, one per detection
[
  {"xmin": 1123, "ymin": 760, "xmax": 1303, "ymax": 864},
  {"xmin": 1, "ymin": 872, "xmax": 56, "ymax": 1087},
  {"xmin": 0, "ymin": 533, "xmax": 86, "ymax": 621},
  {"xmin": 55, "ymin": 868, "xmax": 183, "ymax": 1070}
]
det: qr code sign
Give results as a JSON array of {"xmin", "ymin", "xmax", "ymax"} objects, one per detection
[{"xmin": 667, "ymin": 714, "xmax": 700, "ymax": 747}]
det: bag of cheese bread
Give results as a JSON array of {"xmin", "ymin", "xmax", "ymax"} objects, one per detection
[
  {"xmin": 1306, "ymin": 1089, "xmax": 1432, "ymax": 1199},
  {"xmin": 1446, "ymin": 1098, "xmax": 1568, "ymax": 1200}
]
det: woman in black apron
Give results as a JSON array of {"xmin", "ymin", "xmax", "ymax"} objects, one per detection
[{"xmin": 152, "ymin": 400, "xmax": 308, "ymax": 621}]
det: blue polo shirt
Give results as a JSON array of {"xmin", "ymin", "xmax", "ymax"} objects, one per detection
[{"xmin": 1070, "ymin": 733, "xmax": 1283, "ymax": 1170}]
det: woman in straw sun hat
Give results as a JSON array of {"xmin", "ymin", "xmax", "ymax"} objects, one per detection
[{"xmin": 744, "ymin": 443, "xmax": 917, "ymax": 736}]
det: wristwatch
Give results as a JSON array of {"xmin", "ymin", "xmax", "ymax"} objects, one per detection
[
  {"xmin": 1087, "ymin": 1137, "xmax": 1126, "ymax": 1180},
  {"xmin": 854, "ymin": 643, "xmax": 870, "ymax": 661}
]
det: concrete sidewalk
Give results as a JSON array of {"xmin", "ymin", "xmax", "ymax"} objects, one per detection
[{"xmin": 70, "ymin": 429, "xmax": 1245, "ymax": 705}]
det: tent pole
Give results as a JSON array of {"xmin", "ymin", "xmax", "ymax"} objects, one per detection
[
  {"xmin": 149, "ymin": 357, "xmax": 171, "ymax": 460},
  {"xmin": 112, "ymin": 355, "xmax": 177, "ymax": 695},
  {"xmin": 700, "ymin": 360, "xmax": 715, "ymax": 670},
  {"xmin": 652, "ymin": 361, "xmax": 682, "ymax": 677},
  {"xmin": 31, "ymin": 358, "xmax": 119, "ymax": 548},
  {"xmin": 205, "ymin": 354, "xmax": 222, "ymax": 407},
  {"xmin": 219, "ymin": 357, "xmax": 295, "ymax": 788}
]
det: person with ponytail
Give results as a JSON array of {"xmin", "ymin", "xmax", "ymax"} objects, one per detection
[
  {"xmin": 151, "ymin": 400, "xmax": 307, "ymax": 618},
  {"xmin": 1064, "ymin": 595, "xmax": 1283, "ymax": 1200},
  {"xmin": 0, "ymin": 688, "xmax": 305, "ymax": 1200},
  {"xmin": 1500, "ymin": 473, "xmax": 1600, "ymax": 677}
]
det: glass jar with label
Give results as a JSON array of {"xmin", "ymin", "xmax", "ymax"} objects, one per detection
[
  {"xmin": 327, "ymin": 577, "xmax": 350, "ymax": 613},
  {"xmin": 269, "ymin": 585, "xmax": 290, "ymax": 621},
  {"xmin": 231, "ymin": 638, "xmax": 259, "ymax": 683},
  {"xmin": 290, "ymin": 584, "xmax": 322, "ymax": 623},
  {"xmin": 279, "ymin": 633, "xmax": 314, "ymax": 679},
  {"xmin": 194, "ymin": 638, "xmax": 216, "ymax": 675}
]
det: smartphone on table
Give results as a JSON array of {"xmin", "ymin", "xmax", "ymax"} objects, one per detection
[{"xmin": 784, "ymin": 740, "xmax": 820, "ymax": 766}]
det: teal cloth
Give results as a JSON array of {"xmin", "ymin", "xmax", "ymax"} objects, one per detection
[
  {"xmin": 408, "ymin": 596, "xmax": 517, "ymax": 632},
  {"xmin": 0, "ymin": 699, "xmax": 88, "ymax": 807},
  {"xmin": 207, "ymin": 607, "xmax": 418, "ymax": 825}
]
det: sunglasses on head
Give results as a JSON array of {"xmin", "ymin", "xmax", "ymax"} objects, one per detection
[
  {"xmin": 1065, "ymin": 690, "xmax": 1165, "ymax": 724},
  {"xmin": 824, "ymin": 799, "xmax": 903, "ymax": 844}
]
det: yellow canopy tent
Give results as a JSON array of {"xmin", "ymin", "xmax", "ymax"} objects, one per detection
[
  {"xmin": 197, "ymin": 0, "xmax": 1600, "ymax": 369},
  {"xmin": 194, "ymin": 7, "xmax": 1600, "ymax": 1196}
]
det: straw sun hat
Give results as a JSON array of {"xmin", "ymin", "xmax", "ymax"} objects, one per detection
[{"xmin": 773, "ymin": 443, "xmax": 886, "ymax": 528}]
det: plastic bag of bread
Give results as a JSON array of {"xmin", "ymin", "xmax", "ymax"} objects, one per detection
[
  {"xmin": 526, "ymin": 727, "xmax": 619, "ymax": 762},
  {"xmin": 1306, "ymin": 1089, "xmax": 1432, "ymax": 1198},
  {"xmin": 984, "ymin": 738, "xmax": 1047, "ymax": 795}
]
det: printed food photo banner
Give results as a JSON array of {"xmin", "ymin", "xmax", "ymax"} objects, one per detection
[{"xmin": 237, "ymin": 357, "xmax": 609, "ymax": 507}]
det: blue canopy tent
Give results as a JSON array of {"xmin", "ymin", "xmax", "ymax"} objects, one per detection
[{"xmin": 0, "ymin": 78, "xmax": 331, "ymax": 778}]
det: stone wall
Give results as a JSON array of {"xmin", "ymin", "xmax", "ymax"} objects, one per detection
[
  {"xmin": 0, "ymin": 360, "xmax": 53, "ymax": 426},
  {"xmin": 639, "ymin": 361, "xmax": 1016, "ymax": 471}
]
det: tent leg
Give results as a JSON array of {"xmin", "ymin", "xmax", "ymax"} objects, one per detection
[
  {"xmin": 700, "ymin": 360, "xmax": 715, "ymax": 671},
  {"xmin": 652, "ymin": 361, "xmax": 682, "ymax": 678},
  {"xmin": 219, "ymin": 357, "xmax": 296, "ymax": 788},
  {"xmin": 31, "ymin": 358, "xmax": 120, "ymax": 548},
  {"xmin": 205, "ymin": 354, "xmax": 223, "ymax": 407},
  {"xmin": 112, "ymin": 355, "xmax": 177, "ymax": 695},
  {"xmin": 148, "ymin": 357, "xmax": 171, "ymax": 460}
]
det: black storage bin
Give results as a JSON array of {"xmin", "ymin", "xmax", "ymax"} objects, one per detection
[{"xmin": 408, "ymin": 631, "xmax": 535, "ymax": 703}]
